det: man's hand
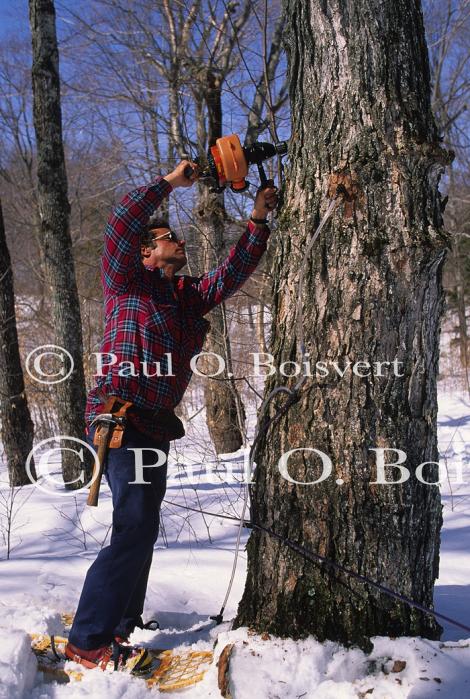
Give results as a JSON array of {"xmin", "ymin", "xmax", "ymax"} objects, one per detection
[
  {"xmin": 251, "ymin": 181, "xmax": 278, "ymax": 220},
  {"xmin": 164, "ymin": 160, "xmax": 199, "ymax": 188}
]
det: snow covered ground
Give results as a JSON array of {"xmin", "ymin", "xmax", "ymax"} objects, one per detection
[{"xmin": 0, "ymin": 387, "xmax": 469, "ymax": 698}]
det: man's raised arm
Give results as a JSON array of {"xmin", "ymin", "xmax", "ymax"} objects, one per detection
[
  {"xmin": 194, "ymin": 184, "xmax": 278, "ymax": 315},
  {"xmin": 101, "ymin": 161, "xmax": 197, "ymax": 295}
]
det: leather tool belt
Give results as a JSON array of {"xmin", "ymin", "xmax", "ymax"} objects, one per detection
[
  {"xmin": 92, "ymin": 396, "xmax": 133, "ymax": 450},
  {"xmin": 87, "ymin": 396, "xmax": 133, "ymax": 507}
]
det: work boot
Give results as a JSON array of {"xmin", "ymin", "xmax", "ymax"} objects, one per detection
[
  {"xmin": 114, "ymin": 617, "xmax": 160, "ymax": 645},
  {"xmin": 65, "ymin": 640, "xmax": 153, "ymax": 674}
]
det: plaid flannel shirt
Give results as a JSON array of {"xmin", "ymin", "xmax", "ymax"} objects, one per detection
[{"xmin": 85, "ymin": 176, "xmax": 270, "ymax": 441}]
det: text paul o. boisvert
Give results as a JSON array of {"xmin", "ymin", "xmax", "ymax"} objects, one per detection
[{"xmin": 91, "ymin": 352, "xmax": 405, "ymax": 378}]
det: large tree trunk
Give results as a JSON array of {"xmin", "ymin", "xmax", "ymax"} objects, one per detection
[
  {"xmin": 0, "ymin": 199, "xmax": 36, "ymax": 487},
  {"xmin": 29, "ymin": 0, "xmax": 89, "ymax": 487},
  {"xmin": 236, "ymin": 0, "xmax": 452, "ymax": 648}
]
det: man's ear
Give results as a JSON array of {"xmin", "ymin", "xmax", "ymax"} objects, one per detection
[{"xmin": 141, "ymin": 245, "xmax": 152, "ymax": 259}]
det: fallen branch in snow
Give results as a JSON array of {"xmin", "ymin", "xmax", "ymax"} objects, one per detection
[{"xmin": 217, "ymin": 643, "xmax": 234, "ymax": 698}]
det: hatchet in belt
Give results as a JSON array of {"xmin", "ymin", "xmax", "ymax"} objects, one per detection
[{"xmin": 87, "ymin": 397, "xmax": 132, "ymax": 507}]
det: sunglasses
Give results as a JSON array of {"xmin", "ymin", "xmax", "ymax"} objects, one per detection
[{"xmin": 151, "ymin": 230, "xmax": 180, "ymax": 243}]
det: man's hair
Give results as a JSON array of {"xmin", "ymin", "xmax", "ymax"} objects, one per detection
[{"xmin": 141, "ymin": 215, "xmax": 170, "ymax": 248}]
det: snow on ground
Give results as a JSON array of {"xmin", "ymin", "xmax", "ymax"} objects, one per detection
[{"xmin": 0, "ymin": 387, "xmax": 469, "ymax": 698}]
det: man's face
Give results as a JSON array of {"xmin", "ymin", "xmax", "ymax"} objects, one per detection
[{"xmin": 142, "ymin": 227, "xmax": 187, "ymax": 271}]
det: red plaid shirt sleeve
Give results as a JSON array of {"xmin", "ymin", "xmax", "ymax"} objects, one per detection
[
  {"xmin": 194, "ymin": 220, "xmax": 271, "ymax": 315},
  {"xmin": 101, "ymin": 176, "xmax": 172, "ymax": 295}
]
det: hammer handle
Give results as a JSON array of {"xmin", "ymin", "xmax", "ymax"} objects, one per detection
[{"xmin": 87, "ymin": 425, "xmax": 111, "ymax": 507}]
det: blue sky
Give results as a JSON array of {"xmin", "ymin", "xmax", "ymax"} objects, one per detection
[
  {"xmin": 0, "ymin": 0, "xmax": 76, "ymax": 40},
  {"xmin": 0, "ymin": 1, "xmax": 28, "ymax": 36}
]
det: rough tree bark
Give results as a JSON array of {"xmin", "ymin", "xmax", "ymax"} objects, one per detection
[
  {"xmin": 29, "ymin": 0, "xmax": 89, "ymax": 486},
  {"xmin": 0, "ymin": 199, "xmax": 37, "ymax": 487},
  {"xmin": 236, "ymin": 0, "xmax": 452, "ymax": 648}
]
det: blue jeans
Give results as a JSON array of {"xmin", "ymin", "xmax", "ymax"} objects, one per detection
[{"xmin": 68, "ymin": 422, "xmax": 169, "ymax": 649}]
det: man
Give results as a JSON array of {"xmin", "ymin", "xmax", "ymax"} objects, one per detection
[{"xmin": 66, "ymin": 160, "xmax": 278, "ymax": 670}]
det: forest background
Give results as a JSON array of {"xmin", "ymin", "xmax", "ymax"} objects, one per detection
[{"xmin": 0, "ymin": 0, "xmax": 468, "ymax": 457}]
